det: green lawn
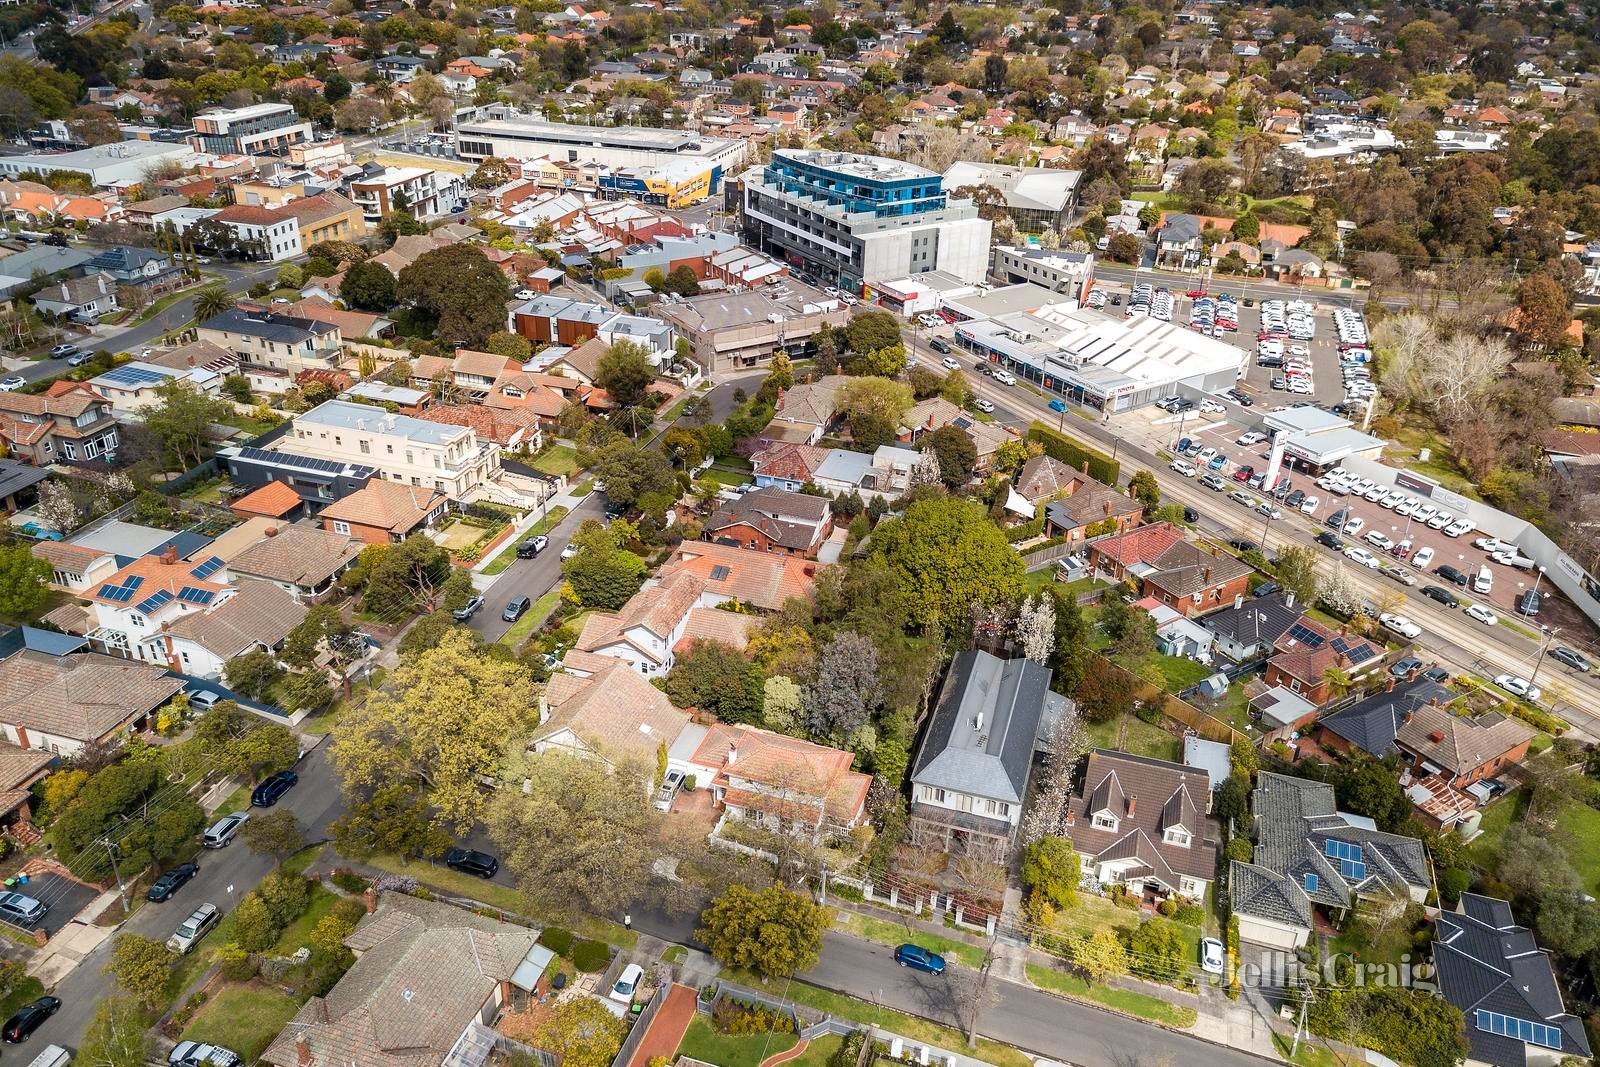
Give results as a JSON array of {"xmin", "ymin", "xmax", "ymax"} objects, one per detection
[
  {"xmin": 271, "ymin": 884, "xmax": 340, "ymax": 956},
  {"xmin": 0, "ymin": 978, "xmax": 44, "ymax": 1022},
  {"xmin": 363, "ymin": 853, "xmax": 638, "ymax": 949},
  {"xmin": 220, "ymin": 413, "xmax": 279, "ymax": 438},
  {"xmin": 785, "ymin": 1034, "xmax": 843, "ymax": 1067},
  {"xmin": 1024, "ymin": 964, "xmax": 1197, "ymax": 1028},
  {"xmin": 531, "ymin": 444, "xmax": 581, "ymax": 477},
  {"xmin": 1556, "ymin": 802, "xmax": 1600, "ymax": 896},
  {"xmin": 832, "ymin": 909, "xmax": 987, "ymax": 969},
  {"xmin": 1045, "ymin": 895, "xmax": 1202, "ymax": 979},
  {"xmin": 1328, "ymin": 911, "xmax": 1416, "ymax": 970},
  {"xmin": 181, "ymin": 984, "xmax": 301, "ymax": 1063},
  {"xmin": 675, "ymin": 1016, "xmax": 797, "ymax": 1067},
  {"xmin": 701, "ymin": 466, "xmax": 751, "ymax": 487},
  {"xmin": 1085, "ymin": 713, "xmax": 1181, "ymax": 762},
  {"xmin": 1468, "ymin": 789, "xmax": 1526, "ymax": 868},
  {"xmin": 214, "ymin": 784, "xmax": 252, "ymax": 816},
  {"xmin": 497, "ymin": 588, "xmax": 561, "ymax": 649},
  {"xmin": 571, "ymin": 479, "xmax": 594, "ymax": 498},
  {"xmin": 481, "ymin": 506, "xmax": 570, "ymax": 575},
  {"xmin": 716, "ymin": 970, "xmax": 1030, "ymax": 1067},
  {"xmin": 1271, "ymin": 1031, "xmax": 1344, "ymax": 1067}
]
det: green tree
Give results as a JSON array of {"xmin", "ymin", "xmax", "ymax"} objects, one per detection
[
  {"xmin": 103, "ymin": 934, "xmax": 172, "ymax": 1009},
  {"xmin": 1126, "ymin": 918, "xmax": 1186, "ymax": 981},
  {"xmin": 1128, "ymin": 469, "xmax": 1160, "ymax": 511},
  {"xmin": 53, "ymin": 761, "xmax": 206, "ymax": 881},
  {"xmin": 223, "ymin": 649, "xmax": 286, "ymax": 701},
  {"xmin": 339, "ymin": 258, "xmax": 398, "ymax": 311},
  {"xmin": 330, "ymin": 781, "xmax": 453, "ymax": 860},
  {"xmin": 1021, "ymin": 837, "xmax": 1079, "ymax": 908},
  {"xmin": 869, "ymin": 498, "xmax": 1025, "ymax": 632},
  {"xmin": 1072, "ymin": 928, "xmax": 1128, "ymax": 984},
  {"xmin": 533, "ymin": 997, "xmax": 629, "ymax": 1067},
  {"xmin": 396, "ymin": 244, "xmax": 512, "ymax": 349},
  {"xmin": 562, "ymin": 527, "xmax": 648, "ymax": 608},
  {"xmin": 0, "ymin": 541, "xmax": 51, "ymax": 619},
  {"xmin": 665, "ymin": 640, "xmax": 764, "ymax": 724},
  {"xmin": 144, "ymin": 378, "xmax": 233, "ymax": 471},
  {"xmin": 1271, "ymin": 545, "xmax": 1319, "ymax": 604},
  {"xmin": 241, "ymin": 808, "xmax": 304, "ymax": 861},
  {"xmin": 1333, "ymin": 758, "xmax": 1410, "ymax": 832},
  {"xmin": 590, "ymin": 440, "xmax": 676, "ymax": 509},
  {"xmin": 485, "ymin": 330, "xmax": 532, "ymax": 361},
  {"xmin": 838, "ymin": 376, "xmax": 914, "ymax": 426},
  {"xmin": 924, "ymin": 425, "xmax": 977, "ymax": 487},
  {"xmin": 193, "ymin": 703, "xmax": 300, "ymax": 782},
  {"xmin": 843, "ymin": 310, "xmax": 901, "ymax": 353},
  {"xmin": 697, "ymin": 884, "xmax": 826, "ymax": 978},
  {"xmin": 193, "ymin": 283, "xmax": 234, "ymax": 322},
  {"xmin": 664, "ymin": 264, "xmax": 701, "ymax": 296},
  {"xmin": 360, "ymin": 534, "xmax": 453, "ymax": 617},
  {"xmin": 767, "ymin": 351, "xmax": 794, "ymax": 390},
  {"xmin": 595, "ymin": 339, "xmax": 656, "ymax": 412},
  {"xmin": 230, "ymin": 894, "xmax": 278, "ymax": 953},
  {"xmin": 1513, "ymin": 272, "xmax": 1572, "ymax": 351},
  {"xmin": 78, "ymin": 997, "xmax": 152, "ymax": 1067},
  {"xmin": 276, "ymin": 263, "xmax": 303, "ymax": 290}
]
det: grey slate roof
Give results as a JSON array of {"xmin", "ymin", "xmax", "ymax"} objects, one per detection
[
  {"xmin": 1230, "ymin": 860, "xmax": 1312, "ymax": 928},
  {"xmin": 1317, "ymin": 677, "xmax": 1457, "ymax": 759},
  {"xmin": 910, "ymin": 650, "xmax": 1054, "ymax": 804},
  {"xmin": 1435, "ymin": 893, "xmax": 1591, "ymax": 1064},
  {"xmin": 1200, "ymin": 591, "xmax": 1304, "ymax": 649},
  {"xmin": 200, "ymin": 306, "xmax": 338, "ymax": 343}
]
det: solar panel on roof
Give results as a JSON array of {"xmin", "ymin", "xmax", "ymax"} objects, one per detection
[
  {"xmin": 1332, "ymin": 637, "xmax": 1378, "ymax": 664},
  {"xmin": 100, "ymin": 365, "xmax": 168, "ymax": 387},
  {"xmin": 709, "ymin": 565, "xmax": 731, "ymax": 581},
  {"xmin": 97, "ymin": 582, "xmax": 136, "ymax": 602},
  {"xmin": 189, "ymin": 556, "xmax": 225, "ymax": 580},
  {"xmin": 124, "ymin": 575, "xmax": 144, "ymax": 592},
  {"xmin": 1284, "ymin": 622, "xmax": 1326, "ymax": 647},
  {"xmin": 237, "ymin": 446, "xmax": 347, "ymax": 475},
  {"xmin": 177, "ymin": 587, "xmax": 215, "ymax": 605},
  {"xmin": 135, "ymin": 590, "xmax": 174, "ymax": 614}
]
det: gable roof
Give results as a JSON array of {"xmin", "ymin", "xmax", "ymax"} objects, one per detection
[
  {"xmin": 1066, "ymin": 749, "xmax": 1217, "ymax": 884},
  {"xmin": 0, "ymin": 649, "xmax": 182, "ymax": 742},
  {"xmin": 229, "ymin": 526, "xmax": 363, "ymax": 588},
  {"xmin": 660, "ymin": 541, "xmax": 818, "ymax": 610},
  {"xmin": 1396, "ymin": 703, "xmax": 1533, "ymax": 777},
  {"xmin": 231, "ymin": 479, "xmax": 304, "ymax": 518},
  {"xmin": 1436, "ymin": 894, "xmax": 1591, "ymax": 1064},
  {"xmin": 1201, "ymin": 591, "xmax": 1305, "ymax": 647},
  {"xmin": 532, "ymin": 661, "xmax": 689, "ymax": 764},
  {"xmin": 1015, "ymin": 454, "xmax": 1084, "ymax": 502},
  {"xmin": 1089, "ymin": 521, "xmax": 1187, "ymax": 568},
  {"xmin": 706, "ymin": 487, "xmax": 830, "ymax": 552},
  {"xmin": 751, "ymin": 442, "xmax": 829, "ymax": 482},
  {"xmin": 318, "ymin": 481, "xmax": 446, "ymax": 534},
  {"xmin": 1143, "ymin": 538, "xmax": 1253, "ymax": 598},
  {"xmin": 911, "ymin": 650, "xmax": 1057, "ymax": 804},
  {"xmin": 166, "ymin": 579, "xmax": 307, "ymax": 659},
  {"xmin": 689, "ymin": 722, "xmax": 869, "ymax": 822}
]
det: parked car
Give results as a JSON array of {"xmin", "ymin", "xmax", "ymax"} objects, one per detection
[
  {"xmin": 250, "ymin": 770, "xmax": 298, "ymax": 808},
  {"xmin": 1465, "ymin": 604, "xmax": 1499, "ymax": 626},
  {"xmin": 1515, "ymin": 589, "xmax": 1542, "ymax": 617},
  {"xmin": 0, "ymin": 892, "xmax": 43, "ymax": 928},
  {"xmin": 1420, "ymin": 585, "xmax": 1460, "ymax": 608},
  {"xmin": 0, "ymin": 376, "xmax": 25, "ymax": 392},
  {"xmin": 1379, "ymin": 564, "xmax": 1417, "ymax": 587},
  {"xmin": 559, "ymin": 543, "xmax": 580, "ymax": 560},
  {"xmin": 1343, "ymin": 546, "xmax": 1380, "ymax": 569},
  {"xmin": 1315, "ymin": 531, "xmax": 1343, "ymax": 550},
  {"xmin": 1200, "ymin": 937, "xmax": 1225, "ymax": 975},
  {"xmin": 66, "ymin": 352, "xmax": 94, "ymax": 367},
  {"xmin": 609, "ymin": 963, "xmax": 644, "ymax": 1005},
  {"xmin": 444, "ymin": 847, "xmax": 498, "ymax": 879},
  {"xmin": 516, "ymin": 536, "xmax": 548, "ymax": 559},
  {"xmin": 166, "ymin": 902, "xmax": 220, "ymax": 954},
  {"xmin": 452, "ymin": 595, "xmax": 485, "ymax": 621},
  {"xmin": 1198, "ymin": 474, "xmax": 1226, "ymax": 492},
  {"xmin": 893, "ymin": 944, "xmax": 946, "ymax": 975},
  {"xmin": 1550, "ymin": 646, "xmax": 1592, "ymax": 672},
  {"xmin": 203, "ymin": 811, "xmax": 248, "ymax": 849},
  {"xmin": 169, "ymin": 1043, "xmax": 241, "ymax": 1067},
  {"xmin": 1380, "ymin": 614, "xmax": 1422, "ymax": 639},
  {"xmin": 147, "ymin": 861, "xmax": 199, "ymax": 902},
  {"xmin": 502, "ymin": 595, "xmax": 531, "ymax": 622},
  {"xmin": 653, "ymin": 769, "xmax": 685, "ymax": 812},
  {"xmin": 189, "ymin": 689, "xmax": 221, "ymax": 711},
  {"xmin": 972, "ymin": 397, "xmax": 994, "ymax": 413},
  {"xmin": 1169, "ymin": 459, "xmax": 1197, "ymax": 477},
  {"xmin": 1434, "ymin": 565, "xmax": 1469, "ymax": 587},
  {"xmin": 2, "ymin": 999, "xmax": 60, "ymax": 1043},
  {"xmin": 1411, "ymin": 546, "xmax": 1435, "ymax": 568},
  {"xmin": 47, "ymin": 344, "xmax": 76, "ymax": 359},
  {"xmin": 1493, "ymin": 674, "xmax": 1541, "ymax": 701}
]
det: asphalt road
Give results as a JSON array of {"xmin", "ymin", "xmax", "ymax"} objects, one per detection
[
  {"xmin": 22, "ymin": 744, "xmax": 346, "ymax": 1056},
  {"xmin": 467, "ymin": 492, "xmax": 605, "ymax": 643}
]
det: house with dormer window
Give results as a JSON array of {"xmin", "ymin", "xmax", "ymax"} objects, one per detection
[
  {"xmin": 1063, "ymin": 750, "xmax": 1218, "ymax": 902},
  {"xmin": 568, "ymin": 570, "xmax": 759, "ymax": 677}
]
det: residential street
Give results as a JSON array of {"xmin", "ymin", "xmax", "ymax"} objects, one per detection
[{"xmin": 467, "ymin": 491, "xmax": 606, "ymax": 643}]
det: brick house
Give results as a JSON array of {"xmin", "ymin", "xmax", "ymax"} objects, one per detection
[
  {"xmin": 318, "ymin": 481, "xmax": 448, "ymax": 543},
  {"xmin": 1090, "ymin": 523, "xmax": 1254, "ymax": 617},
  {"xmin": 1262, "ymin": 616, "xmax": 1381, "ymax": 705},
  {"xmin": 705, "ymin": 487, "xmax": 832, "ymax": 558}
]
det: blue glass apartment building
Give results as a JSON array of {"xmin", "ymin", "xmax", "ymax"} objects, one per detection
[{"xmin": 741, "ymin": 150, "xmax": 990, "ymax": 293}]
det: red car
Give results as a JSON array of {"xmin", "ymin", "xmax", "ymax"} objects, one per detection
[
  {"xmin": 1233, "ymin": 465, "xmax": 1254, "ymax": 482},
  {"xmin": 1187, "ymin": 289, "xmax": 1206, "ymax": 298}
]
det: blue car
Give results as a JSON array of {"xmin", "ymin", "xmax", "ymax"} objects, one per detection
[
  {"xmin": 1208, "ymin": 454, "xmax": 1227, "ymax": 471},
  {"xmin": 893, "ymin": 943, "xmax": 946, "ymax": 975},
  {"xmin": 1048, "ymin": 399, "xmax": 1067, "ymax": 412},
  {"xmin": 251, "ymin": 770, "xmax": 298, "ymax": 808}
]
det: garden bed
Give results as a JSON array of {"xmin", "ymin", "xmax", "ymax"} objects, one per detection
[{"xmin": 676, "ymin": 1015, "xmax": 796, "ymax": 1067}]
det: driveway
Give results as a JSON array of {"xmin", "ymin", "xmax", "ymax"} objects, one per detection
[{"xmin": 0, "ymin": 872, "xmax": 97, "ymax": 939}]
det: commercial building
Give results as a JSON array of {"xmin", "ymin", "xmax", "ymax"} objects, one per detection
[
  {"xmin": 942, "ymin": 161, "xmax": 1081, "ymax": 233},
  {"xmin": 741, "ymin": 149, "xmax": 991, "ymax": 292},
  {"xmin": 454, "ymin": 111, "xmax": 746, "ymax": 175},
  {"xmin": 0, "ymin": 139, "xmax": 191, "ymax": 187},
  {"xmin": 992, "ymin": 246, "xmax": 1096, "ymax": 300},
  {"xmin": 348, "ymin": 166, "xmax": 464, "ymax": 223},
  {"xmin": 280, "ymin": 400, "xmax": 502, "ymax": 501},
  {"xmin": 654, "ymin": 287, "xmax": 849, "ymax": 373},
  {"xmin": 953, "ymin": 299, "xmax": 1246, "ymax": 413},
  {"xmin": 597, "ymin": 157, "xmax": 722, "ymax": 207},
  {"xmin": 1257, "ymin": 406, "xmax": 1385, "ymax": 469},
  {"xmin": 190, "ymin": 103, "xmax": 312, "ymax": 156}
]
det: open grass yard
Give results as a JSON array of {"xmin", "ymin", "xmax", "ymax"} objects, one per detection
[
  {"xmin": 1555, "ymin": 801, "xmax": 1600, "ymax": 896},
  {"xmin": 1271, "ymin": 1031, "xmax": 1343, "ymax": 1067},
  {"xmin": 271, "ymin": 884, "xmax": 340, "ymax": 955},
  {"xmin": 832, "ymin": 909, "xmax": 986, "ymax": 969},
  {"xmin": 531, "ymin": 444, "xmax": 581, "ymax": 477},
  {"xmin": 1085, "ymin": 712, "xmax": 1182, "ymax": 762},
  {"xmin": 1467, "ymin": 788, "xmax": 1525, "ymax": 868},
  {"xmin": 1383, "ymin": 423, "xmax": 1482, "ymax": 502},
  {"xmin": 717, "ymin": 970, "xmax": 1029, "ymax": 1067},
  {"xmin": 433, "ymin": 520, "xmax": 488, "ymax": 553},
  {"xmin": 181, "ymin": 983, "xmax": 301, "ymax": 1063},
  {"xmin": 1326, "ymin": 912, "xmax": 1416, "ymax": 970},
  {"xmin": 1045, "ymin": 893, "xmax": 1202, "ymax": 973},
  {"xmin": 1023, "ymin": 964, "xmax": 1197, "ymax": 1029},
  {"xmin": 784, "ymin": 1033, "xmax": 844, "ymax": 1067},
  {"xmin": 220, "ymin": 413, "xmax": 280, "ymax": 439},
  {"xmin": 675, "ymin": 1015, "xmax": 797, "ymax": 1067}
]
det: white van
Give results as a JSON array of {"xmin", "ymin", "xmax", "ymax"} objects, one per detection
[
  {"xmin": 1473, "ymin": 565, "xmax": 1493, "ymax": 595},
  {"xmin": 26, "ymin": 1045, "xmax": 71, "ymax": 1067}
]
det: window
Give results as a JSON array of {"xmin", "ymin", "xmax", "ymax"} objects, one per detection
[
  {"xmin": 359, "ymin": 440, "xmax": 370, "ymax": 454},
  {"xmin": 1092, "ymin": 813, "xmax": 1117, "ymax": 831},
  {"xmin": 332, "ymin": 521, "xmax": 351, "ymax": 536},
  {"xmin": 1164, "ymin": 829, "xmax": 1190, "ymax": 848}
]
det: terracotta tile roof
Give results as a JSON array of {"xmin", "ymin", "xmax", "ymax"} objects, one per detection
[
  {"xmin": 279, "ymin": 190, "xmax": 358, "ymax": 225},
  {"xmin": 86, "ymin": 552, "xmax": 229, "ymax": 606},
  {"xmin": 751, "ymin": 442, "xmax": 828, "ymax": 483},
  {"xmin": 229, "ymin": 525, "xmax": 363, "ymax": 587},
  {"xmin": 319, "ymin": 481, "xmax": 446, "ymax": 535},
  {"xmin": 167, "ymin": 579, "xmax": 308, "ymax": 659},
  {"xmin": 451, "ymin": 348, "xmax": 520, "ymax": 379},
  {"xmin": 1396, "ymin": 705, "xmax": 1533, "ymax": 777},
  {"xmin": 214, "ymin": 203, "xmax": 293, "ymax": 226},
  {"xmin": 275, "ymin": 296, "xmax": 388, "ymax": 339},
  {"xmin": 1090, "ymin": 520, "xmax": 1187, "ymax": 567},
  {"xmin": 675, "ymin": 607, "xmax": 758, "ymax": 652},
  {"xmin": 231, "ymin": 479, "xmax": 304, "ymax": 518},
  {"xmin": 1016, "ymin": 455, "xmax": 1086, "ymax": 501},
  {"xmin": 31, "ymin": 540, "xmax": 109, "ymax": 573},
  {"xmin": 414, "ymin": 403, "xmax": 541, "ymax": 446},
  {"xmin": 532, "ymin": 661, "xmax": 689, "ymax": 763},
  {"xmin": 690, "ymin": 723, "xmax": 868, "ymax": 824},
  {"xmin": 661, "ymin": 542, "xmax": 818, "ymax": 611},
  {"xmin": 0, "ymin": 649, "xmax": 182, "ymax": 742}
]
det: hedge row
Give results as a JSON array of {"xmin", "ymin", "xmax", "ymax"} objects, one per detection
[{"xmin": 1027, "ymin": 422, "xmax": 1120, "ymax": 486}]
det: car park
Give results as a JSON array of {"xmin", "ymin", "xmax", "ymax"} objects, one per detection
[
  {"xmin": 1391, "ymin": 539, "xmax": 1412, "ymax": 559},
  {"xmin": 1420, "ymin": 585, "xmax": 1460, "ymax": 608},
  {"xmin": 203, "ymin": 812, "xmax": 248, "ymax": 849},
  {"xmin": 167, "ymin": 902, "xmax": 220, "ymax": 954},
  {"xmin": 1493, "ymin": 674, "xmax": 1541, "ymax": 701},
  {"xmin": 1465, "ymin": 604, "xmax": 1498, "ymax": 626},
  {"xmin": 1550, "ymin": 646, "xmax": 1592, "ymax": 672},
  {"xmin": 1427, "ymin": 511, "xmax": 1454, "ymax": 531},
  {"xmin": 894, "ymin": 943, "xmax": 946, "ymax": 975},
  {"xmin": 1444, "ymin": 518, "xmax": 1475, "ymax": 537},
  {"xmin": 251, "ymin": 770, "xmax": 297, "ymax": 807},
  {"xmin": 444, "ymin": 847, "xmax": 499, "ymax": 878},
  {"xmin": 2, "ymin": 999, "xmax": 61, "ymax": 1044},
  {"xmin": 452, "ymin": 595, "xmax": 485, "ymax": 621},
  {"xmin": 1232, "ymin": 465, "xmax": 1253, "ymax": 482},
  {"xmin": 1299, "ymin": 494, "xmax": 1319, "ymax": 514},
  {"xmin": 147, "ymin": 861, "xmax": 199, "ymax": 902}
]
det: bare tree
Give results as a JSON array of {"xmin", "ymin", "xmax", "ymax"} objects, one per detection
[
  {"xmin": 904, "ymin": 126, "xmax": 994, "ymax": 173},
  {"xmin": 1021, "ymin": 705, "xmax": 1087, "ymax": 843},
  {"xmin": 952, "ymin": 938, "xmax": 1002, "ymax": 1048},
  {"xmin": 1016, "ymin": 594, "xmax": 1056, "ymax": 664}
]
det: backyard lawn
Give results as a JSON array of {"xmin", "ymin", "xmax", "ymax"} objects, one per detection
[
  {"xmin": 1024, "ymin": 964, "xmax": 1197, "ymax": 1028},
  {"xmin": 1085, "ymin": 712, "xmax": 1181, "ymax": 761},
  {"xmin": 1556, "ymin": 801, "xmax": 1600, "ymax": 896},
  {"xmin": 220, "ymin": 413, "xmax": 280, "ymax": 438},
  {"xmin": 675, "ymin": 1016, "xmax": 797, "ymax": 1067},
  {"xmin": 271, "ymin": 885, "xmax": 341, "ymax": 955},
  {"xmin": 181, "ymin": 984, "xmax": 301, "ymax": 1063},
  {"xmin": 531, "ymin": 444, "xmax": 581, "ymax": 477},
  {"xmin": 784, "ymin": 1033, "xmax": 844, "ymax": 1067}
]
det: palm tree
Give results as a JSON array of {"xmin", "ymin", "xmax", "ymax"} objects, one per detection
[
  {"xmin": 1322, "ymin": 667, "xmax": 1355, "ymax": 700},
  {"xmin": 193, "ymin": 284, "xmax": 234, "ymax": 323}
]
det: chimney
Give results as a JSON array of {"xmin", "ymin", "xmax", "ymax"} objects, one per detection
[
  {"xmin": 1285, "ymin": 591, "xmax": 1296, "ymax": 608},
  {"xmin": 363, "ymin": 887, "xmax": 377, "ymax": 913},
  {"xmin": 1385, "ymin": 676, "xmax": 1395, "ymax": 692},
  {"xmin": 927, "ymin": 413, "xmax": 935, "ymax": 429},
  {"xmin": 776, "ymin": 388, "xmax": 785, "ymax": 410},
  {"xmin": 1429, "ymin": 730, "xmax": 1445, "ymax": 744},
  {"xmin": 1203, "ymin": 565, "xmax": 1212, "ymax": 584},
  {"xmin": 1081, "ymin": 461, "xmax": 1089, "ymax": 475},
  {"xmin": 265, "ymin": 526, "xmax": 278, "ymax": 537},
  {"xmin": 1408, "ymin": 664, "xmax": 1421, "ymax": 682},
  {"xmin": 295, "ymin": 1038, "xmax": 312, "ymax": 1067},
  {"xmin": 725, "ymin": 742, "xmax": 738, "ymax": 766},
  {"xmin": 1402, "ymin": 709, "xmax": 1414, "ymax": 724},
  {"xmin": 1103, "ymin": 499, "xmax": 1112, "ymax": 517},
  {"xmin": 162, "ymin": 545, "xmax": 179, "ymax": 565},
  {"xmin": 1126, "ymin": 796, "xmax": 1137, "ymax": 817}
]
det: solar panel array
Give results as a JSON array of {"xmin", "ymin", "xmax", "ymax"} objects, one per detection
[
  {"xmin": 189, "ymin": 556, "xmax": 225, "ymax": 580},
  {"xmin": 99, "ymin": 365, "xmax": 169, "ymax": 387},
  {"xmin": 96, "ymin": 574, "xmax": 146, "ymax": 603},
  {"xmin": 1331, "ymin": 636, "xmax": 1378, "ymax": 665},
  {"xmin": 134, "ymin": 589, "xmax": 174, "ymax": 615},
  {"xmin": 1324, "ymin": 838, "xmax": 1366, "ymax": 881},
  {"xmin": 1283, "ymin": 622, "xmax": 1327, "ymax": 648},
  {"xmin": 1476, "ymin": 1011, "xmax": 1563, "ymax": 1051},
  {"xmin": 709, "ymin": 565, "xmax": 731, "ymax": 581},
  {"xmin": 177, "ymin": 587, "xmax": 215, "ymax": 606},
  {"xmin": 237, "ymin": 446, "xmax": 347, "ymax": 475}
]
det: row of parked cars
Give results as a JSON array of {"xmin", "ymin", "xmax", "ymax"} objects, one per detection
[
  {"xmin": 1189, "ymin": 292, "xmax": 1237, "ymax": 336},
  {"xmin": 1316, "ymin": 469, "xmax": 1481, "ymax": 539},
  {"xmin": 1261, "ymin": 299, "xmax": 1316, "ymax": 341},
  {"xmin": 1126, "ymin": 283, "xmax": 1174, "ymax": 322}
]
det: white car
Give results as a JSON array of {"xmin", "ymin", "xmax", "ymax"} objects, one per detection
[
  {"xmin": 1170, "ymin": 459, "xmax": 1198, "ymax": 477},
  {"xmin": 1493, "ymin": 674, "xmax": 1542, "ymax": 702},
  {"xmin": 1237, "ymin": 431, "xmax": 1267, "ymax": 445},
  {"xmin": 971, "ymin": 397, "xmax": 994, "ymax": 413},
  {"xmin": 1394, "ymin": 499, "xmax": 1419, "ymax": 518},
  {"xmin": 1413, "ymin": 504, "xmax": 1438, "ymax": 523},
  {"xmin": 1299, "ymin": 494, "xmax": 1319, "ymax": 514},
  {"xmin": 1380, "ymin": 614, "xmax": 1422, "ymax": 639},
  {"xmin": 1342, "ymin": 516, "xmax": 1365, "ymax": 535},
  {"xmin": 1444, "ymin": 519, "xmax": 1475, "ymax": 537},
  {"xmin": 940, "ymin": 356, "xmax": 960, "ymax": 370},
  {"xmin": 1344, "ymin": 546, "xmax": 1380, "ymax": 569},
  {"xmin": 0, "ymin": 376, "xmax": 23, "ymax": 392},
  {"xmin": 1412, "ymin": 546, "xmax": 1435, "ymax": 568},
  {"xmin": 1199, "ymin": 399, "xmax": 1226, "ymax": 414},
  {"xmin": 1364, "ymin": 531, "xmax": 1394, "ymax": 551},
  {"xmin": 559, "ymin": 542, "xmax": 580, "ymax": 560},
  {"xmin": 1474, "ymin": 536, "xmax": 1511, "ymax": 554},
  {"xmin": 917, "ymin": 314, "xmax": 942, "ymax": 328},
  {"xmin": 1465, "ymin": 604, "xmax": 1498, "ymax": 626},
  {"xmin": 1197, "ymin": 447, "xmax": 1218, "ymax": 463},
  {"xmin": 992, "ymin": 370, "xmax": 1016, "ymax": 386},
  {"xmin": 1200, "ymin": 937, "xmax": 1225, "ymax": 976},
  {"xmin": 1427, "ymin": 511, "xmax": 1454, "ymax": 530},
  {"xmin": 1363, "ymin": 485, "xmax": 1387, "ymax": 503},
  {"xmin": 1380, "ymin": 491, "xmax": 1407, "ymax": 510}
]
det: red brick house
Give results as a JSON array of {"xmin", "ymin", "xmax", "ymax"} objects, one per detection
[
  {"xmin": 705, "ymin": 487, "xmax": 832, "ymax": 558},
  {"xmin": 318, "ymin": 481, "xmax": 448, "ymax": 544},
  {"xmin": 1086, "ymin": 522, "xmax": 1187, "ymax": 582},
  {"xmin": 1263, "ymin": 616, "xmax": 1381, "ymax": 705},
  {"xmin": 1089, "ymin": 523, "xmax": 1252, "ymax": 617}
]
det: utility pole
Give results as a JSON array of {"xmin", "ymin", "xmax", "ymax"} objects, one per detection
[
  {"xmin": 1289, "ymin": 974, "xmax": 1313, "ymax": 1058},
  {"xmin": 99, "ymin": 836, "xmax": 129, "ymax": 914}
]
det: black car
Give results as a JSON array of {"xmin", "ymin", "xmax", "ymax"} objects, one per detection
[
  {"xmin": 1227, "ymin": 537, "xmax": 1258, "ymax": 553},
  {"xmin": 1316, "ymin": 531, "xmax": 1344, "ymax": 550},
  {"xmin": 1254, "ymin": 581, "xmax": 1280, "ymax": 598},
  {"xmin": 251, "ymin": 770, "xmax": 298, "ymax": 808},
  {"xmin": 604, "ymin": 500, "xmax": 627, "ymax": 520},
  {"xmin": 929, "ymin": 338, "xmax": 951, "ymax": 354},
  {"xmin": 444, "ymin": 847, "xmax": 499, "ymax": 879},
  {"xmin": 1433, "ymin": 564, "xmax": 1469, "ymax": 587},
  {"xmin": 1326, "ymin": 509, "xmax": 1348, "ymax": 529},
  {"xmin": 1420, "ymin": 585, "xmax": 1460, "ymax": 608},
  {"xmin": 516, "ymin": 535, "xmax": 548, "ymax": 559},
  {"xmin": 2, "ymin": 998, "xmax": 60, "ymax": 1043},
  {"xmin": 1421, "ymin": 666, "xmax": 1451, "ymax": 684},
  {"xmin": 1181, "ymin": 506, "xmax": 1199, "ymax": 524},
  {"xmin": 1285, "ymin": 490, "xmax": 1305, "ymax": 508},
  {"xmin": 1516, "ymin": 589, "xmax": 1542, "ymax": 617},
  {"xmin": 147, "ymin": 861, "xmax": 199, "ymax": 902},
  {"xmin": 1549, "ymin": 646, "xmax": 1593, "ymax": 673}
]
